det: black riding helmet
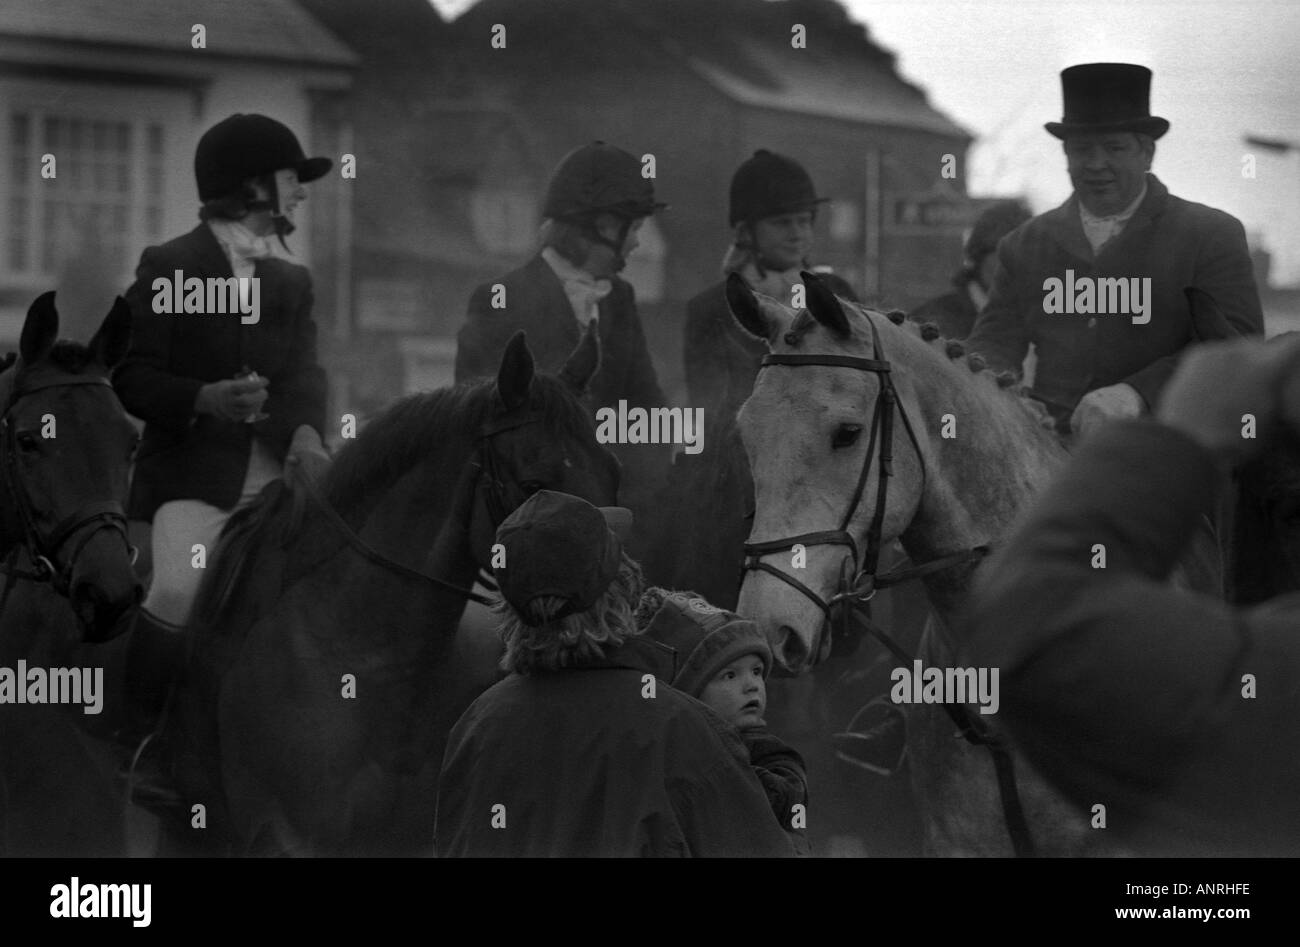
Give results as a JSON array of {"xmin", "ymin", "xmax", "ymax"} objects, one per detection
[
  {"xmin": 729, "ymin": 149, "xmax": 828, "ymax": 227},
  {"xmin": 194, "ymin": 113, "xmax": 332, "ymax": 240},
  {"xmin": 542, "ymin": 141, "xmax": 667, "ymax": 266}
]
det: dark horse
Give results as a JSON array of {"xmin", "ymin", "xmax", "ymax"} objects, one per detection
[
  {"xmin": 0, "ymin": 291, "xmax": 142, "ymax": 855},
  {"xmin": 158, "ymin": 327, "xmax": 618, "ymax": 855}
]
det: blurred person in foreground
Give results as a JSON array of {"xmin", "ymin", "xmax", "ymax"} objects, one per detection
[{"xmin": 964, "ymin": 334, "xmax": 1300, "ymax": 856}]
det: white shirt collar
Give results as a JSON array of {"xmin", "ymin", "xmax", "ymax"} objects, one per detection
[{"xmin": 1079, "ymin": 180, "xmax": 1148, "ymax": 226}]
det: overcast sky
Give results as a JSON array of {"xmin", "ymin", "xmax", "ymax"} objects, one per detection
[{"xmin": 428, "ymin": 0, "xmax": 1300, "ymax": 285}]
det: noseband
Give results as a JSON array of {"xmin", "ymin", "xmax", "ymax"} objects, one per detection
[{"xmin": 0, "ymin": 374, "xmax": 136, "ymax": 618}]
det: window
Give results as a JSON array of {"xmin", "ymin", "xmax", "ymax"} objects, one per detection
[
  {"xmin": 0, "ymin": 82, "xmax": 180, "ymax": 290},
  {"xmin": 470, "ymin": 186, "xmax": 539, "ymax": 256}
]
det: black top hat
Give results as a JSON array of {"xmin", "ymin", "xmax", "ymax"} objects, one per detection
[{"xmin": 1044, "ymin": 63, "xmax": 1170, "ymax": 140}]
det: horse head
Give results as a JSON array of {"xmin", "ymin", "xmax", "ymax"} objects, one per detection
[
  {"xmin": 725, "ymin": 273, "xmax": 927, "ymax": 670},
  {"xmin": 728, "ymin": 272, "xmax": 1067, "ymax": 672},
  {"xmin": 465, "ymin": 322, "xmax": 623, "ymax": 569},
  {"xmin": 0, "ymin": 292, "xmax": 142, "ymax": 641}
]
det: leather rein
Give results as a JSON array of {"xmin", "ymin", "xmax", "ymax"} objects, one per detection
[
  {"xmin": 0, "ymin": 373, "xmax": 137, "ymax": 624},
  {"xmin": 740, "ymin": 315, "xmax": 1035, "ymax": 857}
]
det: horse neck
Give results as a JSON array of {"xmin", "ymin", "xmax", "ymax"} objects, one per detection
[
  {"xmin": 354, "ymin": 440, "xmax": 481, "ymax": 591},
  {"xmin": 897, "ymin": 354, "xmax": 1065, "ymax": 623}
]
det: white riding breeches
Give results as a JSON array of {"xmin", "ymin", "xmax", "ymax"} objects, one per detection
[{"xmin": 142, "ymin": 439, "xmax": 283, "ymax": 627}]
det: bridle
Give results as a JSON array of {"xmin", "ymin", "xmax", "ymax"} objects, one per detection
[
  {"xmin": 741, "ymin": 315, "xmax": 988, "ymax": 643},
  {"xmin": 739, "ymin": 311, "xmax": 1036, "ymax": 857},
  {"xmin": 0, "ymin": 372, "xmax": 137, "ymax": 623}
]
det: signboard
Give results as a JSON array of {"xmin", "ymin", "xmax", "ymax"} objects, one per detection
[{"xmin": 886, "ymin": 192, "xmax": 976, "ymax": 234}]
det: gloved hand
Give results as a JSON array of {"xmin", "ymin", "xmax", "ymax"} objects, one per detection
[
  {"xmin": 285, "ymin": 423, "xmax": 331, "ymax": 485},
  {"xmin": 195, "ymin": 375, "xmax": 268, "ymax": 423},
  {"xmin": 1069, "ymin": 382, "xmax": 1145, "ymax": 439}
]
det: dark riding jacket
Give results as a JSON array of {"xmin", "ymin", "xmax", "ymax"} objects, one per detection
[
  {"xmin": 964, "ymin": 174, "xmax": 1263, "ymax": 426},
  {"xmin": 114, "ymin": 224, "xmax": 328, "ymax": 521},
  {"xmin": 455, "ymin": 255, "xmax": 665, "ymax": 415}
]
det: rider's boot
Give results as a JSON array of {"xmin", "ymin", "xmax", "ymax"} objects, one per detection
[{"xmin": 117, "ymin": 607, "xmax": 188, "ymax": 807}]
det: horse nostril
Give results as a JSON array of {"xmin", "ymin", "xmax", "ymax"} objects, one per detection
[{"xmin": 776, "ymin": 625, "xmax": 809, "ymax": 671}]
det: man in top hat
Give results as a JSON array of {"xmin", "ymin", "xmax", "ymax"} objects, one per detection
[{"xmin": 965, "ymin": 63, "xmax": 1263, "ymax": 437}]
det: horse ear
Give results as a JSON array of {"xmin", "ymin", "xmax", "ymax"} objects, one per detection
[
  {"xmin": 495, "ymin": 330, "xmax": 534, "ymax": 412},
  {"xmin": 88, "ymin": 296, "xmax": 133, "ymax": 369},
  {"xmin": 725, "ymin": 272, "xmax": 773, "ymax": 342},
  {"xmin": 559, "ymin": 319, "xmax": 601, "ymax": 394},
  {"xmin": 800, "ymin": 271, "xmax": 850, "ymax": 338},
  {"xmin": 1185, "ymin": 286, "xmax": 1235, "ymax": 342},
  {"xmin": 21, "ymin": 291, "xmax": 59, "ymax": 365}
]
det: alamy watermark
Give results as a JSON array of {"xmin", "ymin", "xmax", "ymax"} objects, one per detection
[
  {"xmin": 595, "ymin": 401, "xmax": 705, "ymax": 454},
  {"xmin": 890, "ymin": 659, "xmax": 999, "ymax": 715},
  {"xmin": 1042, "ymin": 269, "xmax": 1151, "ymax": 325},
  {"xmin": 0, "ymin": 661, "xmax": 103, "ymax": 714},
  {"xmin": 151, "ymin": 272, "xmax": 260, "ymax": 324}
]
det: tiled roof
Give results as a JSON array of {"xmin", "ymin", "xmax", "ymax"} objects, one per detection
[
  {"xmin": 0, "ymin": 0, "xmax": 358, "ymax": 66},
  {"xmin": 686, "ymin": 37, "xmax": 968, "ymax": 139}
]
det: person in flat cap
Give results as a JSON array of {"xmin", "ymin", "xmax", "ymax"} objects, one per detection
[
  {"xmin": 433, "ymin": 491, "xmax": 795, "ymax": 857},
  {"xmin": 912, "ymin": 200, "xmax": 1034, "ymax": 340},
  {"xmin": 965, "ymin": 63, "xmax": 1263, "ymax": 438},
  {"xmin": 113, "ymin": 113, "xmax": 332, "ymax": 765},
  {"xmin": 685, "ymin": 149, "xmax": 859, "ymax": 430},
  {"xmin": 454, "ymin": 142, "xmax": 671, "ymax": 556}
]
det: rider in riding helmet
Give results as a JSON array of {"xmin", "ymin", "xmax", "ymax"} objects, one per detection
[
  {"xmin": 684, "ymin": 149, "xmax": 859, "ymax": 428},
  {"xmin": 113, "ymin": 113, "xmax": 332, "ymax": 760},
  {"xmin": 455, "ymin": 141, "xmax": 670, "ymax": 545}
]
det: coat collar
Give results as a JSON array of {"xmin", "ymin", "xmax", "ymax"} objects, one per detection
[
  {"xmin": 185, "ymin": 222, "xmax": 236, "ymax": 278},
  {"xmin": 1038, "ymin": 173, "xmax": 1169, "ymax": 263}
]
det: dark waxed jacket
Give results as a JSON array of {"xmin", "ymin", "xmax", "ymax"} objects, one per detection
[
  {"xmin": 434, "ymin": 635, "xmax": 796, "ymax": 858},
  {"xmin": 113, "ymin": 224, "xmax": 328, "ymax": 521},
  {"xmin": 964, "ymin": 175, "xmax": 1262, "ymax": 426},
  {"xmin": 685, "ymin": 272, "xmax": 857, "ymax": 427},
  {"xmin": 965, "ymin": 422, "xmax": 1300, "ymax": 856}
]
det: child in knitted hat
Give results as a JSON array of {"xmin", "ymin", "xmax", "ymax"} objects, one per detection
[{"xmin": 640, "ymin": 589, "xmax": 810, "ymax": 854}]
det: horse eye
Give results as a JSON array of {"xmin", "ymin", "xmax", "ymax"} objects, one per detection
[
  {"xmin": 832, "ymin": 424, "xmax": 862, "ymax": 450},
  {"xmin": 16, "ymin": 432, "xmax": 40, "ymax": 453}
]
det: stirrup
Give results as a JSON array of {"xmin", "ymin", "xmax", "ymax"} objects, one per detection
[
  {"xmin": 832, "ymin": 699, "xmax": 908, "ymax": 777},
  {"xmin": 120, "ymin": 730, "xmax": 183, "ymax": 810}
]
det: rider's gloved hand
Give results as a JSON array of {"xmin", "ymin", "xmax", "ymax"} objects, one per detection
[{"xmin": 194, "ymin": 375, "xmax": 268, "ymax": 423}]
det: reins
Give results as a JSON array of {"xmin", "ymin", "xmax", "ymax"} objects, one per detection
[{"xmin": 740, "ymin": 312, "xmax": 1035, "ymax": 857}]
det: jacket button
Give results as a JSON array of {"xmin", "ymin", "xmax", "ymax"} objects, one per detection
[{"xmin": 1087, "ymin": 318, "xmax": 1097, "ymax": 329}]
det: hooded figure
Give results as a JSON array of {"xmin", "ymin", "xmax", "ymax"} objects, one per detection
[{"xmin": 434, "ymin": 491, "xmax": 794, "ymax": 857}]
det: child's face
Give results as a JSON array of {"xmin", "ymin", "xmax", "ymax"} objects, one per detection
[{"xmin": 700, "ymin": 654, "xmax": 766, "ymax": 729}]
